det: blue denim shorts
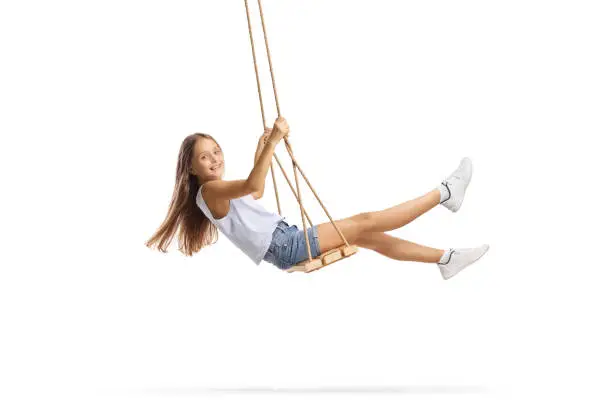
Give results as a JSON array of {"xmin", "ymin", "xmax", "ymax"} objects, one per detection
[{"xmin": 263, "ymin": 220, "xmax": 322, "ymax": 270}]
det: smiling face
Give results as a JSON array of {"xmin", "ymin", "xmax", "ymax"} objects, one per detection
[{"xmin": 190, "ymin": 136, "xmax": 224, "ymax": 183}]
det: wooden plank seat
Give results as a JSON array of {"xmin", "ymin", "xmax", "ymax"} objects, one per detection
[{"xmin": 287, "ymin": 245, "xmax": 359, "ymax": 273}]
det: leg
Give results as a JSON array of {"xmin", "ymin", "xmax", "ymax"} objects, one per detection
[
  {"xmin": 354, "ymin": 232, "xmax": 444, "ymax": 263},
  {"xmin": 317, "ymin": 188, "xmax": 441, "ymax": 253}
]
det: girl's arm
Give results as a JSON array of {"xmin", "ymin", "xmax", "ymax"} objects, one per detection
[
  {"xmin": 202, "ymin": 118, "xmax": 288, "ymax": 202},
  {"xmin": 252, "ymin": 129, "xmax": 272, "ymax": 199},
  {"xmin": 254, "ymin": 128, "xmax": 271, "ymax": 165},
  {"xmin": 245, "ymin": 117, "xmax": 288, "ymax": 195},
  {"xmin": 247, "ymin": 135, "xmax": 279, "ymax": 194}
]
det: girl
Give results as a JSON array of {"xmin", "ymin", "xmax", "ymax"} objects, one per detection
[{"xmin": 145, "ymin": 117, "xmax": 489, "ymax": 279}]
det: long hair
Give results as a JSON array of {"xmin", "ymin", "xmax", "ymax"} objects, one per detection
[{"xmin": 145, "ymin": 133, "xmax": 220, "ymax": 256}]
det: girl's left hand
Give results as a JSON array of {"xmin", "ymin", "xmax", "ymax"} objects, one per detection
[{"xmin": 259, "ymin": 128, "xmax": 273, "ymax": 145}]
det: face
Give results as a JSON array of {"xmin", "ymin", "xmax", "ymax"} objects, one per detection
[{"xmin": 191, "ymin": 137, "xmax": 224, "ymax": 183}]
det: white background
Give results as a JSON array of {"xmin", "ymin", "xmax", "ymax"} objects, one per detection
[{"xmin": 1, "ymin": 0, "xmax": 611, "ymax": 407}]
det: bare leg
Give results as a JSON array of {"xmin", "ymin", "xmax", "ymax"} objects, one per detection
[
  {"xmin": 355, "ymin": 232, "xmax": 444, "ymax": 263},
  {"xmin": 317, "ymin": 188, "xmax": 441, "ymax": 253}
]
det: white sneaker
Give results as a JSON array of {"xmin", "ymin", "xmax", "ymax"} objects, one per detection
[
  {"xmin": 440, "ymin": 157, "xmax": 473, "ymax": 212},
  {"xmin": 437, "ymin": 244, "xmax": 490, "ymax": 280}
]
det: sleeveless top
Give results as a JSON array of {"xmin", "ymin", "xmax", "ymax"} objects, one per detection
[{"xmin": 195, "ymin": 184, "xmax": 284, "ymax": 265}]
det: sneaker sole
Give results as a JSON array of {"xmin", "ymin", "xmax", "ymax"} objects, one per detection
[{"xmin": 451, "ymin": 158, "xmax": 473, "ymax": 212}]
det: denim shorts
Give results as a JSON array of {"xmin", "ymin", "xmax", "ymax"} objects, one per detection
[{"xmin": 263, "ymin": 220, "xmax": 322, "ymax": 270}]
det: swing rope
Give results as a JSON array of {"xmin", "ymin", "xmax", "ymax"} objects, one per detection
[
  {"xmin": 243, "ymin": 0, "xmax": 352, "ymax": 264},
  {"xmin": 243, "ymin": 0, "xmax": 314, "ymax": 228},
  {"xmin": 242, "ymin": 0, "xmax": 282, "ymax": 216}
]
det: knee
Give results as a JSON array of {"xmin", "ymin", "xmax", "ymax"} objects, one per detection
[{"xmin": 352, "ymin": 212, "xmax": 375, "ymax": 232}]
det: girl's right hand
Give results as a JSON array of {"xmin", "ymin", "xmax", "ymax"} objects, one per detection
[{"xmin": 270, "ymin": 116, "xmax": 289, "ymax": 144}]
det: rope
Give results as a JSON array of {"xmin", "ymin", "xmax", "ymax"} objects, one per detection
[
  {"xmin": 244, "ymin": 0, "xmax": 314, "ymax": 226},
  {"xmin": 291, "ymin": 154, "xmax": 312, "ymax": 260},
  {"xmin": 273, "ymin": 154, "xmax": 314, "ymax": 227},
  {"xmin": 284, "ymin": 141, "xmax": 351, "ymax": 248},
  {"xmin": 243, "ymin": 0, "xmax": 281, "ymax": 215},
  {"xmin": 243, "ymin": 0, "xmax": 352, "ymax": 258},
  {"xmin": 256, "ymin": 0, "xmax": 282, "ymax": 117}
]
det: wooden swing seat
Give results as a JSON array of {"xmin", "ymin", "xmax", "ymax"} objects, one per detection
[{"xmin": 287, "ymin": 245, "xmax": 359, "ymax": 273}]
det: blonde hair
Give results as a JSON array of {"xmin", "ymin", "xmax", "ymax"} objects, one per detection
[{"xmin": 145, "ymin": 133, "xmax": 221, "ymax": 256}]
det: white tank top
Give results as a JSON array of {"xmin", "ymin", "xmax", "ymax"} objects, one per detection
[{"xmin": 195, "ymin": 184, "xmax": 284, "ymax": 264}]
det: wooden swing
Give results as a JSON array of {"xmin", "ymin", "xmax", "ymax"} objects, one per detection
[{"xmin": 243, "ymin": 0, "xmax": 358, "ymax": 273}]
